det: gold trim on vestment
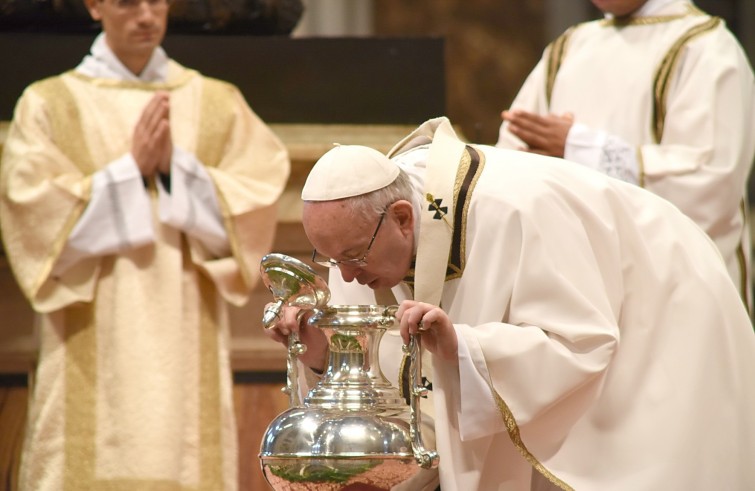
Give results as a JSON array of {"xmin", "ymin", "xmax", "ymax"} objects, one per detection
[
  {"xmin": 196, "ymin": 79, "xmax": 254, "ymax": 289},
  {"xmin": 30, "ymin": 76, "xmax": 94, "ymax": 296},
  {"xmin": 445, "ymin": 146, "xmax": 485, "ymax": 281},
  {"xmin": 398, "ymin": 350, "xmax": 410, "ymax": 405},
  {"xmin": 636, "ymin": 147, "xmax": 646, "ymax": 188},
  {"xmin": 652, "ymin": 16, "xmax": 721, "ymax": 142},
  {"xmin": 488, "ymin": 382, "xmax": 574, "ymax": 491},
  {"xmin": 195, "ymin": 79, "xmax": 235, "ymax": 168},
  {"xmin": 197, "ymin": 266, "xmax": 224, "ymax": 488},
  {"xmin": 67, "ymin": 68, "xmax": 198, "ymax": 91},
  {"xmin": 63, "ymin": 265, "xmax": 102, "ymax": 490},
  {"xmin": 33, "ymin": 77, "xmax": 98, "ymax": 176},
  {"xmin": 737, "ymin": 199, "xmax": 751, "ymax": 315},
  {"xmin": 602, "ymin": 4, "xmax": 702, "ymax": 26},
  {"xmin": 546, "ymin": 6, "xmax": 707, "ymax": 115},
  {"xmin": 62, "ymin": 255, "xmax": 226, "ymax": 489},
  {"xmin": 545, "ymin": 27, "xmax": 575, "ymax": 107}
]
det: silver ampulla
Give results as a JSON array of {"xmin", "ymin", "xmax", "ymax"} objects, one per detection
[{"xmin": 258, "ymin": 253, "xmax": 438, "ymax": 490}]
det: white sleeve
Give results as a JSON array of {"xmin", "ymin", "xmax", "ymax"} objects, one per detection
[
  {"xmin": 455, "ymin": 324, "xmax": 506, "ymax": 441},
  {"xmin": 157, "ymin": 146, "xmax": 230, "ymax": 257},
  {"xmin": 565, "ymin": 123, "xmax": 639, "ymax": 185},
  {"xmin": 54, "ymin": 154, "xmax": 154, "ymax": 275}
]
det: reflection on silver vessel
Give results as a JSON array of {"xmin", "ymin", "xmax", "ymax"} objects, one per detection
[{"xmin": 259, "ymin": 254, "xmax": 438, "ymax": 490}]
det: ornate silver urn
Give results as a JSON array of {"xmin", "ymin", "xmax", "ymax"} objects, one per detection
[{"xmin": 259, "ymin": 253, "xmax": 438, "ymax": 490}]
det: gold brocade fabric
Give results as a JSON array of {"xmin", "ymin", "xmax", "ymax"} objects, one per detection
[{"xmin": 0, "ymin": 61, "xmax": 289, "ymax": 490}]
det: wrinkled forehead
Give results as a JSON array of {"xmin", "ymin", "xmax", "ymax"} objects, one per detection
[
  {"xmin": 303, "ymin": 199, "xmax": 351, "ymax": 222},
  {"xmin": 302, "ymin": 200, "xmax": 370, "ymax": 248}
]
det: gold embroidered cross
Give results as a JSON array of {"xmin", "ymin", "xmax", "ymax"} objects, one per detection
[{"xmin": 426, "ymin": 193, "xmax": 452, "ymax": 228}]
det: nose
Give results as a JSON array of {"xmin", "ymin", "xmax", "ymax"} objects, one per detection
[
  {"xmin": 337, "ymin": 264, "xmax": 361, "ymax": 283},
  {"xmin": 135, "ymin": 0, "xmax": 160, "ymax": 20},
  {"xmin": 137, "ymin": 4, "xmax": 155, "ymax": 19}
]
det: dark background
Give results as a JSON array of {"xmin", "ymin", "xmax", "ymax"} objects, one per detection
[{"xmin": 0, "ymin": 33, "xmax": 446, "ymax": 125}]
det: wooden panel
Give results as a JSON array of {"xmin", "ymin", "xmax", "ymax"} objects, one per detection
[
  {"xmin": 0, "ymin": 382, "xmax": 25, "ymax": 491},
  {"xmin": 234, "ymin": 378, "xmax": 290, "ymax": 491},
  {"xmin": 0, "ymin": 259, "xmax": 36, "ymax": 374}
]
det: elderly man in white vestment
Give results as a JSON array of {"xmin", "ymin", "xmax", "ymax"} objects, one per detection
[
  {"xmin": 265, "ymin": 116, "xmax": 755, "ymax": 491},
  {"xmin": 496, "ymin": 0, "xmax": 755, "ymax": 310},
  {"xmin": 0, "ymin": 0, "xmax": 290, "ymax": 489}
]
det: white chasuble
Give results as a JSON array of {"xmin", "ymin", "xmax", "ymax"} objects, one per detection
[{"xmin": 329, "ymin": 117, "xmax": 755, "ymax": 490}]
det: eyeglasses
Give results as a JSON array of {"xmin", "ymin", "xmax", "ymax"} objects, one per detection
[
  {"xmin": 110, "ymin": 0, "xmax": 170, "ymax": 11},
  {"xmin": 312, "ymin": 211, "xmax": 386, "ymax": 268}
]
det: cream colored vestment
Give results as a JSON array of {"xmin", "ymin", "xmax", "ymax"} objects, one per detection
[
  {"xmin": 497, "ymin": 0, "xmax": 755, "ymax": 307},
  {"xmin": 0, "ymin": 59, "xmax": 290, "ymax": 489},
  {"xmin": 326, "ymin": 117, "xmax": 755, "ymax": 490}
]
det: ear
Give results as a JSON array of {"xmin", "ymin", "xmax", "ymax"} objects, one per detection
[
  {"xmin": 85, "ymin": 0, "xmax": 103, "ymax": 21},
  {"xmin": 390, "ymin": 200, "xmax": 415, "ymax": 237}
]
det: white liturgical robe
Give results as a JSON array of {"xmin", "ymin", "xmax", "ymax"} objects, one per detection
[
  {"xmin": 325, "ymin": 117, "xmax": 755, "ymax": 490},
  {"xmin": 496, "ymin": 0, "xmax": 755, "ymax": 307}
]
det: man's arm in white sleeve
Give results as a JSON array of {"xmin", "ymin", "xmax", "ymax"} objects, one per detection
[
  {"xmin": 565, "ymin": 123, "xmax": 639, "ymax": 185},
  {"xmin": 54, "ymin": 154, "xmax": 154, "ymax": 274},
  {"xmin": 157, "ymin": 146, "xmax": 230, "ymax": 257}
]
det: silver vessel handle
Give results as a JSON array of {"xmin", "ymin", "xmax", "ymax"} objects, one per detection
[
  {"xmin": 405, "ymin": 333, "xmax": 440, "ymax": 469},
  {"xmin": 282, "ymin": 311, "xmax": 308, "ymax": 407},
  {"xmin": 262, "ymin": 299, "xmax": 284, "ymax": 329}
]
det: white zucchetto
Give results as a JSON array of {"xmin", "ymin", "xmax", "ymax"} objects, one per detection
[{"xmin": 301, "ymin": 144, "xmax": 400, "ymax": 201}]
